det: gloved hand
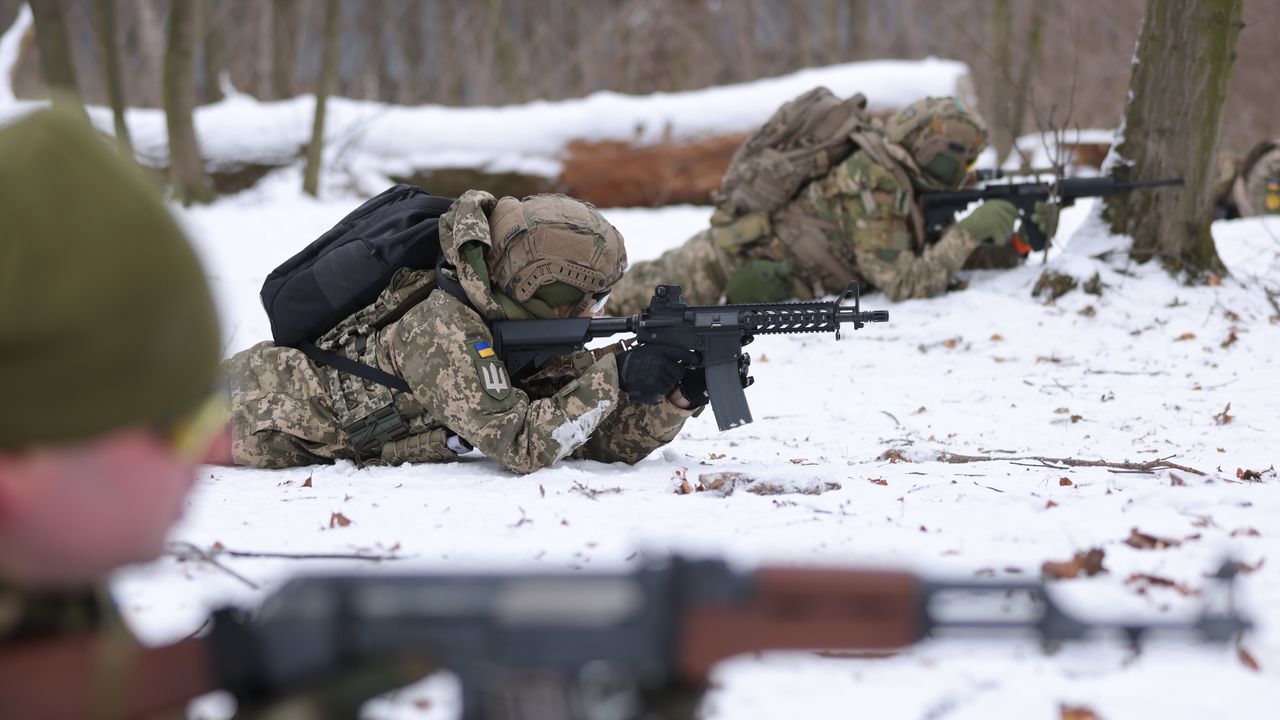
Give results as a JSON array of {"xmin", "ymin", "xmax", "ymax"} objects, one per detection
[
  {"xmin": 617, "ymin": 344, "xmax": 692, "ymax": 405},
  {"xmin": 678, "ymin": 353, "xmax": 754, "ymax": 410},
  {"xmin": 1030, "ymin": 200, "xmax": 1060, "ymax": 238},
  {"xmin": 725, "ymin": 259, "xmax": 793, "ymax": 304},
  {"xmin": 956, "ymin": 199, "xmax": 1018, "ymax": 245}
]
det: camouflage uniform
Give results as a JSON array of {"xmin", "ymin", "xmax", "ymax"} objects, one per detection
[
  {"xmin": 1231, "ymin": 140, "xmax": 1280, "ymax": 217},
  {"xmin": 228, "ymin": 191, "xmax": 696, "ymax": 474},
  {"xmin": 610, "ymin": 97, "xmax": 1003, "ymax": 313}
]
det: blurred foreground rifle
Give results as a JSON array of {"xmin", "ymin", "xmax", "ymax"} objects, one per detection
[
  {"xmin": 922, "ymin": 173, "xmax": 1184, "ymax": 251},
  {"xmin": 0, "ymin": 556, "xmax": 1249, "ymax": 720},
  {"xmin": 491, "ymin": 281, "xmax": 889, "ymax": 431}
]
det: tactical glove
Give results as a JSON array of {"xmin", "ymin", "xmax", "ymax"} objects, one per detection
[
  {"xmin": 677, "ymin": 352, "xmax": 754, "ymax": 410},
  {"xmin": 725, "ymin": 259, "xmax": 793, "ymax": 304},
  {"xmin": 1030, "ymin": 200, "xmax": 1060, "ymax": 239},
  {"xmin": 617, "ymin": 344, "xmax": 692, "ymax": 405},
  {"xmin": 956, "ymin": 199, "xmax": 1018, "ymax": 245}
]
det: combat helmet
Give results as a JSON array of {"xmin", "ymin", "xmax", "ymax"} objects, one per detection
[
  {"xmin": 885, "ymin": 96, "xmax": 988, "ymax": 190},
  {"xmin": 487, "ymin": 195, "xmax": 627, "ymax": 316}
]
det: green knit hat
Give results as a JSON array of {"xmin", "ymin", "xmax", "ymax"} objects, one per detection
[{"xmin": 0, "ymin": 109, "xmax": 222, "ymax": 450}]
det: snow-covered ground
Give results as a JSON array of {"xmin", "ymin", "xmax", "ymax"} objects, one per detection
[
  {"xmin": 113, "ymin": 174, "xmax": 1280, "ymax": 718},
  {"xmin": 4, "ymin": 33, "xmax": 1275, "ymax": 714}
]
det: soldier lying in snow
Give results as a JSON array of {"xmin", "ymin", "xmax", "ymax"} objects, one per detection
[
  {"xmin": 609, "ymin": 95, "xmax": 1055, "ymax": 312},
  {"xmin": 220, "ymin": 192, "xmax": 701, "ymax": 474}
]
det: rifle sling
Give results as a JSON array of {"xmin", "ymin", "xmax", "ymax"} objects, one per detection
[{"xmin": 299, "ymin": 341, "xmax": 411, "ymax": 394}]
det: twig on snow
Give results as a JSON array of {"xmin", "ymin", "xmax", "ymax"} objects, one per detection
[
  {"xmin": 166, "ymin": 541, "xmax": 260, "ymax": 590},
  {"xmin": 880, "ymin": 410, "xmax": 901, "ymax": 428},
  {"xmin": 935, "ymin": 452, "xmax": 1207, "ymax": 477}
]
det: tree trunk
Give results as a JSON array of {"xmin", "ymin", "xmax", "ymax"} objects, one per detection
[
  {"xmin": 94, "ymin": 0, "xmax": 133, "ymax": 153},
  {"xmin": 1009, "ymin": 0, "xmax": 1047, "ymax": 162},
  {"xmin": 989, "ymin": 0, "xmax": 1014, "ymax": 164},
  {"xmin": 1105, "ymin": 0, "xmax": 1241, "ymax": 277},
  {"xmin": 201, "ymin": 0, "xmax": 224, "ymax": 102},
  {"xmin": 28, "ymin": 0, "xmax": 83, "ymax": 111},
  {"xmin": 271, "ymin": 0, "xmax": 299, "ymax": 98},
  {"xmin": 302, "ymin": 0, "xmax": 339, "ymax": 197},
  {"xmin": 164, "ymin": 0, "xmax": 214, "ymax": 205},
  {"xmin": 846, "ymin": 0, "xmax": 866, "ymax": 58}
]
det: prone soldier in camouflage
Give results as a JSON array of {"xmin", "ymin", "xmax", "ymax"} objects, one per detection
[
  {"xmin": 224, "ymin": 191, "xmax": 700, "ymax": 474},
  {"xmin": 1215, "ymin": 139, "xmax": 1280, "ymax": 218},
  {"xmin": 610, "ymin": 96, "xmax": 1029, "ymax": 312}
]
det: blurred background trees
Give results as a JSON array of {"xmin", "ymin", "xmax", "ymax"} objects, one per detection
[{"xmin": 3, "ymin": 0, "xmax": 1275, "ymax": 155}]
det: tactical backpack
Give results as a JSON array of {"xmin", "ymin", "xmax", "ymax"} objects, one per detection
[
  {"xmin": 714, "ymin": 87, "xmax": 877, "ymax": 218},
  {"xmin": 711, "ymin": 88, "xmax": 928, "ymax": 278},
  {"xmin": 260, "ymin": 184, "xmax": 455, "ymax": 392}
]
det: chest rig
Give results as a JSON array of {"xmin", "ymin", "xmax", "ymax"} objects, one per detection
[{"xmin": 315, "ymin": 268, "xmax": 464, "ymax": 465}]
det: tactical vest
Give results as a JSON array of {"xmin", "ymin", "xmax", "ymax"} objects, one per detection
[{"xmin": 314, "ymin": 268, "xmax": 465, "ymax": 465}]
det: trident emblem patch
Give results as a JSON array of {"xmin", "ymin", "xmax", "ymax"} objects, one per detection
[{"xmin": 473, "ymin": 340, "xmax": 511, "ymax": 400}]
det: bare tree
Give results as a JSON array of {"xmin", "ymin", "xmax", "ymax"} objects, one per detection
[
  {"xmin": 93, "ymin": 0, "xmax": 132, "ymax": 152},
  {"xmin": 28, "ymin": 0, "xmax": 83, "ymax": 111},
  {"xmin": 164, "ymin": 0, "xmax": 214, "ymax": 204},
  {"xmin": 1104, "ymin": 0, "xmax": 1242, "ymax": 276},
  {"xmin": 989, "ymin": 0, "xmax": 1014, "ymax": 162},
  {"xmin": 1009, "ymin": 0, "xmax": 1048, "ymax": 148},
  {"xmin": 271, "ymin": 0, "xmax": 299, "ymax": 98},
  {"xmin": 201, "ymin": 0, "xmax": 224, "ymax": 102},
  {"xmin": 302, "ymin": 0, "xmax": 338, "ymax": 197}
]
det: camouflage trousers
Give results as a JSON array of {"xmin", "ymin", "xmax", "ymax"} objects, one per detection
[{"xmin": 223, "ymin": 342, "xmax": 349, "ymax": 469}]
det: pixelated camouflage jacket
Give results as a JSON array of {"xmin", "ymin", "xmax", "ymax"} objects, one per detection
[
  {"xmin": 609, "ymin": 148, "xmax": 984, "ymax": 313},
  {"xmin": 228, "ymin": 191, "xmax": 696, "ymax": 474}
]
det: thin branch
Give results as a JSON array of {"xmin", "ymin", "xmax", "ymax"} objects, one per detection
[
  {"xmin": 935, "ymin": 452, "xmax": 1207, "ymax": 476},
  {"xmin": 166, "ymin": 541, "xmax": 260, "ymax": 589},
  {"xmin": 216, "ymin": 548, "xmax": 403, "ymax": 561}
]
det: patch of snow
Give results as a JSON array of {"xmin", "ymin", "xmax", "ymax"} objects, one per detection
[
  {"xmin": 0, "ymin": 4, "xmax": 32, "ymax": 104},
  {"xmin": 552, "ymin": 400, "xmax": 613, "ymax": 461}
]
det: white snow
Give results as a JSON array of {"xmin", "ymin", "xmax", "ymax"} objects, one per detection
[
  {"xmin": 0, "ymin": 4, "xmax": 32, "ymax": 104},
  {"xmin": 0, "ymin": 58, "xmax": 969, "ymax": 191},
  {"xmin": 116, "ymin": 187, "xmax": 1280, "ymax": 719},
  {"xmin": 4, "ymin": 55, "xmax": 1276, "ymax": 718},
  {"xmin": 551, "ymin": 400, "xmax": 613, "ymax": 461}
]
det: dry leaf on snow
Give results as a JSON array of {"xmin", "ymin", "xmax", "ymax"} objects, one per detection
[
  {"xmin": 1060, "ymin": 705, "xmax": 1101, "ymax": 720},
  {"xmin": 1125, "ymin": 573, "xmax": 1200, "ymax": 597},
  {"xmin": 1124, "ymin": 528, "xmax": 1181, "ymax": 550},
  {"xmin": 328, "ymin": 512, "xmax": 352, "ymax": 528},
  {"xmin": 1042, "ymin": 549, "xmax": 1106, "ymax": 580}
]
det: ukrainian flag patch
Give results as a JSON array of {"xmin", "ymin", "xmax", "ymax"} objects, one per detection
[{"xmin": 474, "ymin": 340, "xmax": 495, "ymax": 358}]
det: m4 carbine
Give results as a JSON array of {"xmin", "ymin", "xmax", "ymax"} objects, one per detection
[
  {"xmin": 491, "ymin": 281, "xmax": 890, "ymax": 431},
  {"xmin": 921, "ymin": 174, "xmax": 1184, "ymax": 251}
]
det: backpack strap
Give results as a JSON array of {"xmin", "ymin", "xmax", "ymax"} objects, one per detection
[
  {"xmin": 298, "ymin": 341, "xmax": 411, "ymax": 394},
  {"xmin": 852, "ymin": 130, "xmax": 927, "ymax": 250}
]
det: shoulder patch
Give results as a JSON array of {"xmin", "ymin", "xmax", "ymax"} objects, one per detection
[{"xmin": 475, "ymin": 355, "xmax": 511, "ymax": 400}]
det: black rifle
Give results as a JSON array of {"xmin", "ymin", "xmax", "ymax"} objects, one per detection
[
  {"xmin": 921, "ymin": 175, "xmax": 1184, "ymax": 251},
  {"xmin": 0, "ymin": 556, "xmax": 1250, "ymax": 720},
  {"xmin": 490, "ymin": 281, "xmax": 889, "ymax": 431},
  {"xmin": 206, "ymin": 556, "xmax": 1248, "ymax": 720}
]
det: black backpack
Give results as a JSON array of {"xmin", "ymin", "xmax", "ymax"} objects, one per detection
[{"xmin": 260, "ymin": 184, "xmax": 456, "ymax": 392}]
